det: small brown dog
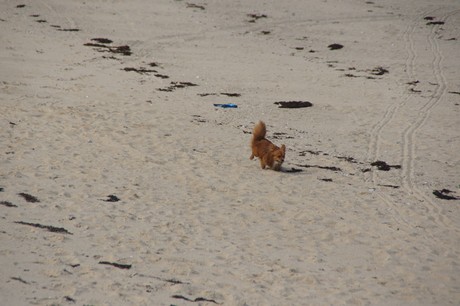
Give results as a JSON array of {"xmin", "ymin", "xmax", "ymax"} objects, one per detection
[{"xmin": 250, "ymin": 121, "xmax": 286, "ymax": 171}]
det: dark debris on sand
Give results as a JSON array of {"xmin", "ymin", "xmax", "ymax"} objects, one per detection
[
  {"xmin": 247, "ymin": 13, "xmax": 268, "ymax": 23},
  {"xmin": 84, "ymin": 42, "xmax": 132, "ymax": 56},
  {"xmin": 122, "ymin": 67, "xmax": 158, "ymax": 75},
  {"xmin": 426, "ymin": 21, "xmax": 445, "ymax": 25},
  {"xmin": 1, "ymin": 201, "xmax": 17, "ymax": 207},
  {"xmin": 158, "ymin": 81, "xmax": 198, "ymax": 92},
  {"xmin": 369, "ymin": 67, "xmax": 389, "ymax": 75},
  {"xmin": 91, "ymin": 38, "xmax": 113, "ymax": 44},
  {"xmin": 186, "ymin": 3, "xmax": 206, "ymax": 10},
  {"xmin": 370, "ymin": 161, "xmax": 401, "ymax": 171},
  {"xmin": 15, "ymin": 221, "xmax": 73, "ymax": 235},
  {"xmin": 328, "ymin": 43, "xmax": 343, "ymax": 50},
  {"xmin": 221, "ymin": 93, "xmax": 241, "ymax": 97},
  {"xmin": 433, "ymin": 189, "xmax": 459, "ymax": 200},
  {"xmin": 102, "ymin": 195, "xmax": 120, "ymax": 202},
  {"xmin": 296, "ymin": 164, "xmax": 342, "ymax": 172},
  {"xmin": 58, "ymin": 28, "xmax": 80, "ymax": 32},
  {"xmin": 99, "ymin": 261, "xmax": 132, "ymax": 269},
  {"xmin": 274, "ymin": 101, "xmax": 313, "ymax": 108},
  {"xmin": 18, "ymin": 192, "xmax": 40, "ymax": 203},
  {"xmin": 171, "ymin": 294, "xmax": 220, "ymax": 304}
]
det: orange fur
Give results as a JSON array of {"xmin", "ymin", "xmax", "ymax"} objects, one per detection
[{"xmin": 250, "ymin": 121, "xmax": 286, "ymax": 171}]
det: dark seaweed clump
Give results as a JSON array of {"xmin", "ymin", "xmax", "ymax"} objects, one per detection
[
  {"xmin": 99, "ymin": 261, "xmax": 132, "ymax": 269},
  {"xmin": 18, "ymin": 193, "xmax": 40, "ymax": 203},
  {"xmin": 433, "ymin": 189, "xmax": 459, "ymax": 200},
  {"xmin": 274, "ymin": 101, "xmax": 313, "ymax": 108},
  {"xmin": 328, "ymin": 43, "xmax": 343, "ymax": 50},
  {"xmin": 370, "ymin": 161, "xmax": 401, "ymax": 171},
  {"xmin": 15, "ymin": 221, "xmax": 73, "ymax": 235}
]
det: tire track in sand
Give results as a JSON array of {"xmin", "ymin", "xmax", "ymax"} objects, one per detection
[
  {"xmin": 400, "ymin": 9, "xmax": 459, "ymax": 226},
  {"xmin": 37, "ymin": 0, "xmax": 79, "ymax": 31},
  {"xmin": 366, "ymin": 11, "xmax": 422, "ymax": 185},
  {"xmin": 365, "ymin": 10, "xmax": 430, "ymax": 227}
]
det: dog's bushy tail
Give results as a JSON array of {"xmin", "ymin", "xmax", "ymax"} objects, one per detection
[{"xmin": 252, "ymin": 121, "xmax": 266, "ymax": 142}]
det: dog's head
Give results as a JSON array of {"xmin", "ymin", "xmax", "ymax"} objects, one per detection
[{"xmin": 272, "ymin": 144, "xmax": 286, "ymax": 170}]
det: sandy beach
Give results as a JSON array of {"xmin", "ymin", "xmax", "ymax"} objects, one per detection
[{"xmin": 1, "ymin": 0, "xmax": 459, "ymax": 305}]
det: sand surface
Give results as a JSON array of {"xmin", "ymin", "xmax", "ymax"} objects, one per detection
[{"xmin": 1, "ymin": 0, "xmax": 460, "ymax": 305}]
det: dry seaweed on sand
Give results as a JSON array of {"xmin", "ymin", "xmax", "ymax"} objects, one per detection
[
  {"xmin": 18, "ymin": 192, "xmax": 40, "ymax": 203},
  {"xmin": 369, "ymin": 67, "xmax": 389, "ymax": 75},
  {"xmin": 14, "ymin": 221, "xmax": 73, "ymax": 235},
  {"xmin": 102, "ymin": 195, "xmax": 120, "ymax": 202},
  {"xmin": 328, "ymin": 43, "xmax": 343, "ymax": 50},
  {"xmin": 371, "ymin": 160, "xmax": 401, "ymax": 171},
  {"xmin": 57, "ymin": 28, "xmax": 80, "ymax": 32},
  {"xmin": 274, "ymin": 101, "xmax": 313, "ymax": 108},
  {"xmin": 247, "ymin": 13, "xmax": 268, "ymax": 23},
  {"xmin": 186, "ymin": 3, "xmax": 205, "ymax": 10},
  {"xmin": 426, "ymin": 21, "xmax": 445, "ymax": 25},
  {"xmin": 1, "ymin": 201, "xmax": 17, "ymax": 207},
  {"xmin": 171, "ymin": 294, "xmax": 220, "ymax": 304},
  {"xmin": 84, "ymin": 42, "xmax": 132, "ymax": 56},
  {"xmin": 433, "ymin": 189, "xmax": 459, "ymax": 200},
  {"xmin": 10, "ymin": 277, "xmax": 29, "ymax": 284},
  {"xmin": 295, "ymin": 164, "xmax": 342, "ymax": 172},
  {"xmin": 91, "ymin": 38, "xmax": 113, "ymax": 44},
  {"xmin": 157, "ymin": 81, "xmax": 198, "ymax": 92},
  {"xmin": 122, "ymin": 67, "xmax": 157, "ymax": 75},
  {"xmin": 99, "ymin": 261, "xmax": 132, "ymax": 269}
]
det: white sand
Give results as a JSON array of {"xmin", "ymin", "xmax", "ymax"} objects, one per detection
[{"xmin": 1, "ymin": 0, "xmax": 459, "ymax": 305}]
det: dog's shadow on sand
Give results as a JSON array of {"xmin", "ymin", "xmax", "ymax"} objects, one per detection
[{"xmin": 282, "ymin": 167, "xmax": 303, "ymax": 174}]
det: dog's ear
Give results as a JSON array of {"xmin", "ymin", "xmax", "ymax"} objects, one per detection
[{"xmin": 281, "ymin": 144, "xmax": 286, "ymax": 153}]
